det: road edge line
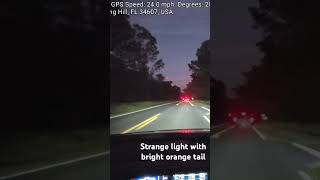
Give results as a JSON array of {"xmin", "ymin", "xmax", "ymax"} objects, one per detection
[
  {"xmin": 202, "ymin": 115, "xmax": 210, "ymax": 123},
  {"xmin": 110, "ymin": 102, "xmax": 176, "ymax": 119},
  {"xmin": 292, "ymin": 143, "xmax": 320, "ymax": 159},
  {"xmin": 252, "ymin": 126, "xmax": 267, "ymax": 140},
  {"xmin": 298, "ymin": 170, "xmax": 314, "ymax": 180},
  {"xmin": 0, "ymin": 151, "xmax": 110, "ymax": 180},
  {"xmin": 201, "ymin": 107, "xmax": 210, "ymax": 112},
  {"xmin": 212, "ymin": 125, "xmax": 235, "ymax": 139}
]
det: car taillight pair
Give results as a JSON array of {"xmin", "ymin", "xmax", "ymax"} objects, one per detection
[{"xmin": 181, "ymin": 97, "xmax": 190, "ymax": 102}]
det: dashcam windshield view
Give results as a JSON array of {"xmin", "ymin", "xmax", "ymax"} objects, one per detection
[
  {"xmin": 2, "ymin": 0, "xmax": 320, "ymax": 180},
  {"xmin": 110, "ymin": 1, "xmax": 210, "ymax": 180},
  {"xmin": 110, "ymin": 0, "xmax": 210, "ymax": 135},
  {"xmin": 210, "ymin": 0, "xmax": 320, "ymax": 180}
]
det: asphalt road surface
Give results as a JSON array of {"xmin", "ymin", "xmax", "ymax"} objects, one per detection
[
  {"xmin": 211, "ymin": 125, "xmax": 320, "ymax": 180},
  {"xmin": 110, "ymin": 101, "xmax": 210, "ymax": 134},
  {"xmin": 2, "ymin": 154, "xmax": 109, "ymax": 180},
  {"xmin": 1, "ymin": 101, "xmax": 209, "ymax": 180}
]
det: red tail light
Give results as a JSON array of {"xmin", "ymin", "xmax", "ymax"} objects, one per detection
[{"xmin": 179, "ymin": 129, "xmax": 193, "ymax": 134}]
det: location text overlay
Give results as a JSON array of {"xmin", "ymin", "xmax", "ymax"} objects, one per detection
[{"xmin": 110, "ymin": 1, "xmax": 211, "ymax": 16}]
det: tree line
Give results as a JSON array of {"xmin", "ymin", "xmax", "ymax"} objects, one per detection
[
  {"xmin": 184, "ymin": 40, "xmax": 211, "ymax": 100},
  {"xmin": 1, "ymin": 1, "xmax": 107, "ymax": 129},
  {"xmin": 235, "ymin": 0, "xmax": 320, "ymax": 123},
  {"xmin": 110, "ymin": 11, "xmax": 180, "ymax": 102},
  {"xmin": 1, "ymin": 1, "xmax": 213, "ymax": 129}
]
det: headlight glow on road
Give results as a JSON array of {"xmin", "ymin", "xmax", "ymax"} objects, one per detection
[{"xmin": 121, "ymin": 114, "xmax": 161, "ymax": 134}]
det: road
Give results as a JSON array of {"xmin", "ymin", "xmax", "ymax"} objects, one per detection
[
  {"xmin": 1, "ymin": 154, "xmax": 109, "ymax": 180},
  {"xmin": 7, "ymin": 105, "xmax": 319, "ymax": 180},
  {"xmin": 211, "ymin": 125, "xmax": 320, "ymax": 180},
  {"xmin": 1, "ymin": 101, "xmax": 209, "ymax": 180},
  {"xmin": 110, "ymin": 101, "xmax": 210, "ymax": 134}
]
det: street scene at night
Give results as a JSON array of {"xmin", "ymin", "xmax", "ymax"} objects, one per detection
[
  {"xmin": 1, "ymin": 0, "xmax": 320, "ymax": 179},
  {"xmin": 210, "ymin": 0, "xmax": 320, "ymax": 179}
]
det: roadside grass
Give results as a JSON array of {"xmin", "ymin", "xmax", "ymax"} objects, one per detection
[
  {"xmin": 0, "ymin": 128, "xmax": 108, "ymax": 177},
  {"xmin": 257, "ymin": 121, "xmax": 320, "ymax": 149},
  {"xmin": 307, "ymin": 167, "xmax": 320, "ymax": 180},
  {"xmin": 110, "ymin": 100, "xmax": 174, "ymax": 116},
  {"xmin": 192, "ymin": 100, "xmax": 210, "ymax": 108}
]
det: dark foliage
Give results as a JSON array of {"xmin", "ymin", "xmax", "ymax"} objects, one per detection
[
  {"xmin": 1, "ymin": 1, "xmax": 107, "ymax": 129},
  {"xmin": 211, "ymin": 77, "xmax": 228, "ymax": 126},
  {"xmin": 235, "ymin": 0, "xmax": 320, "ymax": 122},
  {"xmin": 184, "ymin": 40, "xmax": 210, "ymax": 99},
  {"xmin": 110, "ymin": 12, "xmax": 180, "ymax": 102}
]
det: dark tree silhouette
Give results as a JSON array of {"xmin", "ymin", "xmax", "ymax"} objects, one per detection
[
  {"xmin": 184, "ymin": 40, "xmax": 210, "ymax": 99},
  {"xmin": 235, "ymin": 0, "xmax": 320, "ymax": 122},
  {"xmin": 1, "ymin": 0, "xmax": 107, "ymax": 129},
  {"xmin": 110, "ymin": 13, "xmax": 180, "ymax": 102},
  {"xmin": 211, "ymin": 77, "xmax": 228, "ymax": 127}
]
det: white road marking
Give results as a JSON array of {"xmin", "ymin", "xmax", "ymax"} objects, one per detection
[
  {"xmin": 298, "ymin": 170, "xmax": 314, "ymax": 180},
  {"xmin": 176, "ymin": 102, "xmax": 182, "ymax": 106},
  {"xmin": 189, "ymin": 102, "xmax": 194, "ymax": 106},
  {"xmin": 292, "ymin": 143, "xmax": 320, "ymax": 160},
  {"xmin": 0, "ymin": 151, "xmax": 110, "ymax": 180},
  {"xmin": 212, "ymin": 125, "xmax": 235, "ymax": 139},
  {"xmin": 252, "ymin": 126, "xmax": 267, "ymax": 140},
  {"xmin": 201, "ymin": 107, "xmax": 210, "ymax": 112},
  {"xmin": 110, "ymin": 102, "xmax": 176, "ymax": 119},
  {"xmin": 203, "ymin": 115, "xmax": 210, "ymax": 123}
]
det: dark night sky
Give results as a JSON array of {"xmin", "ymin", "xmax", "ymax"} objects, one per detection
[
  {"xmin": 129, "ymin": 0, "xmax": 210, "ymax": 90},
  {"xmin": 211, "ymin": 0, "xmax": 263, "ymax": 97}
]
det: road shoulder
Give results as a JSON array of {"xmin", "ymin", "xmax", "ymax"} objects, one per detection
[
  {"xmin": 256, "ymin": 122, "xmax": 320, "ymax": 179},
  {"xmin": 0, "ymin": 128, "xmax": 108, "ymax": 178}
]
